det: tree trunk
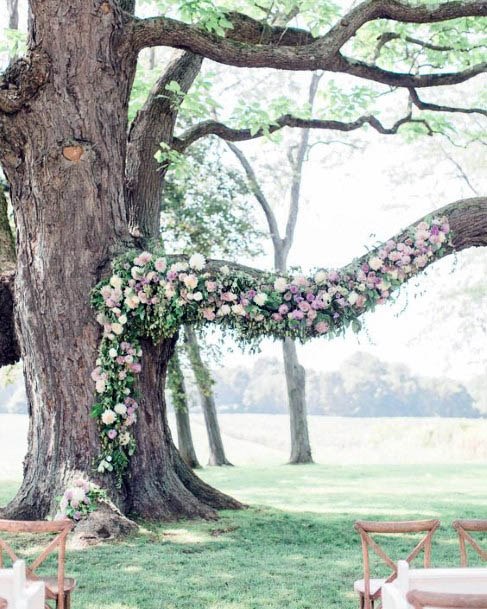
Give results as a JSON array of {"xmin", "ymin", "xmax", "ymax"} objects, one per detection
[
  {"xmin": 0, "ymin": 1, "xmax": 240, "ymax": 524},
  {"xmin": 275, "ymin": 246, "xmax": 314, "ymax": 464},
  {"xmin": 7, "ymin": 0, "xmax": 19, "ymax": 31},
  {"xmin": 282, "ymin": 338, "xmax": 313, "ymax": 464},
  {"xmin": 184, "ymin": 325, "xmax": 232, "ymax": 466},
  {"xmin": 167, "ymin": 350, "xmax": 201, "ymax": 469}
]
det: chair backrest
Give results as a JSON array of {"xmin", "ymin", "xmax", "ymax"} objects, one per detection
[
  {"xmin": 0, "ymin": 520, "xmax": 74, "ymax": 609},
  {"xmin": 355, "ymin": 519, "xmax": 441, "ymax": 609},
  {"xmin": 453, "ymin": 520, "xmax": 487, "ymax": 567},
  {"xmin": 407, "ymin": 590, "xmax": 487, "ymax": 609}
]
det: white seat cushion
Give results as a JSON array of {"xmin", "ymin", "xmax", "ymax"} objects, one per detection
[{"xmin": 354, "ymin": 578, "xmax": 385, "ymax": 595}]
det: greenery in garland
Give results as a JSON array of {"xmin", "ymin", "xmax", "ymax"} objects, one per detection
[{"xmin": 90, "ymin": 216, "xmax": 453, "ymax": 483}]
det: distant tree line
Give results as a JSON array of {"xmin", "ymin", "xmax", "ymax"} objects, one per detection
[
  {"xmin": 210, "ymin": 352, "xmax": 482, "ymax": 418},
  {"xmin": 2, "ymin": 351, "xmax": 481, "ymax": 418}
]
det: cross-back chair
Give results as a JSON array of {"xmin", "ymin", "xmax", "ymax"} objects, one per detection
[
  {"xmin": 453, "ymin": 520, "xmax": 487, "ymax": 568},
  {"xmin": 354, "ymin": 519, "xmax": 441, "ymax": 609},
  {"xmin": 407, "ymin": 590, "xmax": 487, "ymax": 609},
  {"xmin": 0, "ymin": 520, "xmax": 76, "ymax": 609}
]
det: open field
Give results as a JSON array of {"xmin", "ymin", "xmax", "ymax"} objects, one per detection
[
  {"xmin": 1, "ymin": 413, "xmax": 487, "ymax": 609},
  {"xmin": 1, "ymin": 413, "xmax": 487, "ymax": 480}
]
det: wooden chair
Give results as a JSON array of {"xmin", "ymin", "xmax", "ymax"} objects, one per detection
[
  {"xmin": 453, "ymin": 520, "xmax": 487, "ymax": 567},
  {"xmin": 407, "ymin": 590, "xmax": 487, "ymax": 609},
  {"xmin": 0, "ymin": 520, "xmax": 76, "ymax": 609},
  {"xmin": 354, "ymin": 519, "xmax": 440, "ymax": 609}
]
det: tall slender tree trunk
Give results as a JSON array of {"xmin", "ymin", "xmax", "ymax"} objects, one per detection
[
  {"xmin": 0, "ymin": 1, "xmax": 240, "ymax": 524},
  {"xmin": 7, "ymin": 0, "xmax": 19, "ymax": 30},
  {"xmin": 282, "ymin": 338, "xmax": 312, "ymax": 464},
  {"xmin": 184, "ymin": 325, "xmax": 232, "ymax": 466},
  {"xmin": 167, "ymin": 350, "xmax": 201, "ymax": 469},
  {"xmin": 275, "ymin": 246, "xmax": 314, "ymax": 464}
]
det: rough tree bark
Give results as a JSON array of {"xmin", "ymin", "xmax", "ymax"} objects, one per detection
[
  {"xmin": 0, "ymin": 1, "xmax": 240, "ymax": 525},
  {"xmin": 184, "ymin": 325, "xmax": 233, "ymax": 466},
  {"xmin": 167, "ymin": 350, "xmax": 201, "ymax": 469}
]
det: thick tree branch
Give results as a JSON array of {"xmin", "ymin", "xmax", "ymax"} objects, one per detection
[
  {"xmin": 129, "ymin": 3, "xmax": 486, "ymax": 86},
  {"xmin": 206, "ymin": 198, "xmax": 487, "ymax": 280},
  {"xmin": 334, "ymin": 54, "xmax": 486, "ymax": 88},
  {"xmin": 125, "ymin": 51, "xmax": 203, "ymax": 239},
  {"xmin": 0, "ymin": 50, "xmax": 50, "ymax": 114},
  {"xmin": 174, "ymin": 112, "xmax": 432, "ymax": 151},
  {"xmin": 325, "ymin": 0, "xmax": 487, "ymax": 56},
  {"xmin": 409, "ymin": 88, "xmax": 487, "ymax": 118}
]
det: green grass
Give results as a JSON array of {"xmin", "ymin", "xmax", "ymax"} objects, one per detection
[{"xmin": 2, "ymin": 464, "xmax": 487, "ymax": 609}]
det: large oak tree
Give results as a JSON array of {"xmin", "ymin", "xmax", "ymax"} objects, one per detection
[{"xmin": 0, "ymin": 0, "xmax": 486, "ymax": 530}]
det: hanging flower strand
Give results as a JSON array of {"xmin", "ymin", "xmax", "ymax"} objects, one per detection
[{"xmin": 90, "ymin": 216, "xmax": 453, "ymax": 482}]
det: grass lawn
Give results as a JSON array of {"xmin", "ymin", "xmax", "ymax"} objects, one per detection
[{"xmin": 1, "ymin": 464, "xmax": 486, "ymax": 609}]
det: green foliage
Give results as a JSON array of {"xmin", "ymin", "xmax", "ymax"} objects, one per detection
[
  {"xmin": 0, "ymin": 28, "xmax": 26, "ymax": 60},
  {"xmin": 161, "ymin": 141, "xmax": 264, "ymax": 259}
]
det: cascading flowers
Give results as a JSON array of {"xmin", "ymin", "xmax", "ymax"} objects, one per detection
[{"xmin": 91, "ymin": 216, "xmax": 453, "ymax": 482}]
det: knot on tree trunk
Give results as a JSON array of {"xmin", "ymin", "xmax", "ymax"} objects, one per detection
[{"xmin": 0, "ymin": 271, "xmax": 19, "ymax": 366}]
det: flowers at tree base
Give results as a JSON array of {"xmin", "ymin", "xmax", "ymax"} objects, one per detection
[
  {"xmin": 56, "ymin": 480, "xmax": 107, "ymax": 521},
  {"xmin": 91, "ymin": 215, "xmax": 453, "ymax": 482}
]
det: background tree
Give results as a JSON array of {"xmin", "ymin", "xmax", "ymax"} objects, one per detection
[
  {"xmin": 227, "ymin": 72, "xmax": 322, "ymax": 464},
  {"xmin": 161, "ymin": 137, "xmax": 263, "ymax": 465},
  {"xmin": 0, "ymin": 0, "xmax": 485, "ymax": 533}
]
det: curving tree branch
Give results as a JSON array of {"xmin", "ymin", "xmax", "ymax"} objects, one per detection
[
  {"xmin": 128, "ymin": 2, "xmax": 487, "ymax": 86},
  {"xmin": 125, "ymin": 51, "xmax": 203, "ymax": 239},
  {"xmin": 408, "ymin": 88, "xmax": 487, "ymax": 118},
  {"xmin": 333, "ymin": 54, "xmax": 486, "ymax": 88},
  {"xmin": 173, "ymin": 112, "xmax": 433, "ymax": 151}
]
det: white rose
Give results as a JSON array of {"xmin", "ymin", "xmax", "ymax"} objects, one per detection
[
  {"xmin": 154, "ymin": 258, "xmax": 167, "ymax": 272},
  {"xmin": 111, "ymin": 323, "xmax": 123, "ymax": 335},
  {"xmin": 119, "ymin": 432, "xmax": 131, "ymax": 446},
  {"xmin": 95, "ymin": 380, "xmax": 106, "ymax": 394},
  {"xmin": 314, "ymin": 270, "xmax": 327, "ymax": 284},
  {"xmin": 232, "ymin": 304, "xmax": 246, "ymax": 316},
  {"xmin": 70, "ymin": 487, "xmax": 87, "ymax": 505},
  {"xmin": 253, "ymin": 293, "xmax": 267, "ymax": 307},
  {"xmin": 273, "ymin": 277, "xmax": 287, "ymax": 293},
  {"xmin": 369, "ymin": 256, "xmax": 383, "ymax": 271},
  {"xmin": 218, "ymin": 304, "xmax": 231, "ymax": 316},
  {"xmin": 114, "ymin": 403, "xmax": 127, "ymax": 415},
  {"xmin": 109, "ymin": 348, "xmax": 117, "ymax": 358},
  {"xmin": 131, "ymin": 266, "xmax": 143, "ymax": 280},
  {"xmin": 192, "ymin": 291, "xmax": 203, "ymax": 301},
  {"xmin": 183, "ymin": 274, "xmax": 198, "ymax": 290},
  {"xmin": 101, "ymin": 409, "xmax": 116, "ymax": 425},
  {"xmin": 189, "ymin": 253, "xmax": 206, "ymax": 271},
  {"xmin": 110, "ymin": 275, "xmax": 123, "ymax": 290},
  {"xmin": 119, "ymin": 315, "xmax": 127, "ymax": 325},
  {"xmin": 220, "ymin": 265, "xmax": 230, "ymax": 275},
  {"xmin": 125, "ymin": 294, "xmax": 140, "ymax": 309},
  {"xmin": 347, "ymin": 291, "xmax": 359, "ymax": 305}
]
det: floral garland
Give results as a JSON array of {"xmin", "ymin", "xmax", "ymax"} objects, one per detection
[
  {"xmin": 91, "ymin": 216, "xmax": 453, "ymax": 482},
  {"xmin": 56, "ymin": 480, "xmax": 107, "ymax": 521}
]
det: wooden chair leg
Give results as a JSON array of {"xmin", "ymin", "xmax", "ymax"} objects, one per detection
[
  {"xmin": 64, "ymin": 592, "xmax": 71, "ymax": 609},
  {"xmin": 359, "ymin": 593, "xmax": 365, "ymax": 609}
]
